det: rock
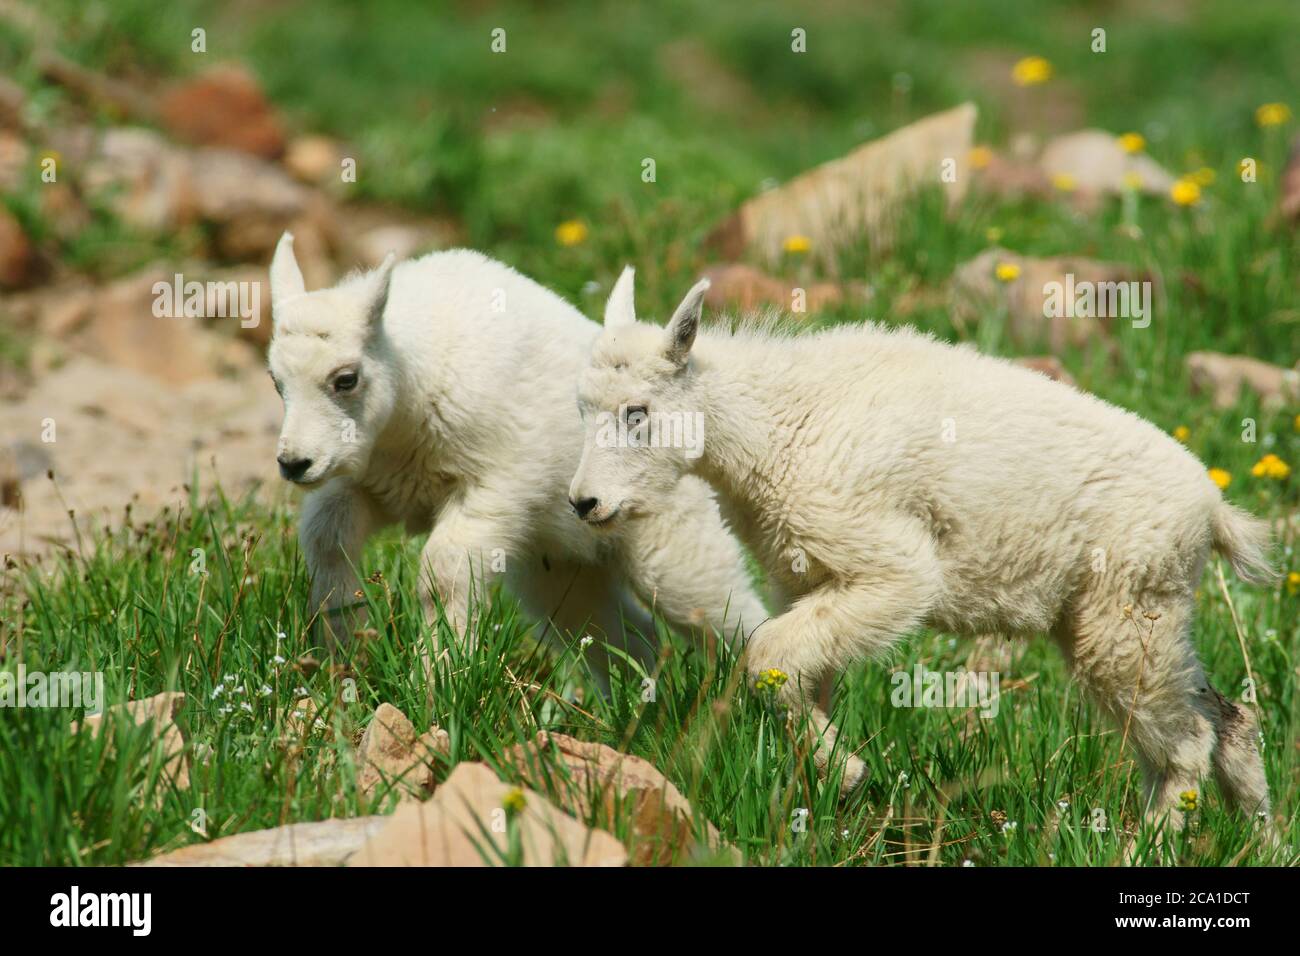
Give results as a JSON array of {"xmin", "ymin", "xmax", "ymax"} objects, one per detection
[
  {"xmin": 39, "ymin": 183, "xmax": 92, "ymax": 241},
  {"xmin": 950, "ymin": 247, "xmax": 1139, "ymax": 356},
  {"xmin": 0, "ymin": 206, "xmax": 36, "ymax": 289},
  {"xmin": 1185, "ymin": 351, "xmax": 1300, "ymax": 411},
  {"xmin": 158, "ymin": 66, "xmax": 286, "ymax": 159},
  {"xmin": 284, "ymin": 135, "xmax": 345, "ymax": 185},
  {"xmin": 49, "ymin": 269, "xmax": 236, "ymax": 385},
  {"xmin": 701, "ymin": 263, "xmax": 867, "ymax": 317},
  {"xmin": 0, "ymin": 440, "xmax": 52, "ymax": 509},
  {"xmin": 76, "ymin": 692, "xmax": 189, "ymax": 797},
  {"xmin": 81, "ymin": 127, "xmax": 197, "ymax": 233},
  {"xmin": 0, "ymin": 354, "xmax": 281, "ymax": 559},
  {"xmin": 0, "ymin": 130, "xmax": 29, "ymax": 190},
  {"xmin": 355, "ymin": 703, "xmax": 447, "ymax": 803},
  {"xmin": 1037, "ymin": 129, "xmax": 1176, "ymax": 203},
  {"xmin": 138, "ymin": 817, "xmax": 386, "ymax": 867},
  {"xmin": 349, "ymin": 761, "xmax": 626, "ymax": 866},
  {"xmin": 0, "ymin": 75, "xmax": 26, "ymax": 129},
  {"xmin": 970, "ymin": 147, "xmax": 1051, "ymax": 200},
  {"xmin": 350, "ymin": 224, "xmax": 437, "ymax": 270},
  {"xmin": 1013, "ymin": 355, "xmax": 1077, "ymax": 387},
  {"xmin": 77, "ymin": 127, "xmax": 323, "ymax": 258},
  {"xmin": 189, "ymin": 148, "xmax": 316, "ymax": 260},
  {"xmin": 705, "ymin": 104, "xmax": 977, "ymax": 269},
  {"xmin": 501, "ymin": 732, "xmax": 732, "ymax": 865}
]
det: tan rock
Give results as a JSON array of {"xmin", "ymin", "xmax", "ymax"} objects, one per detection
[
  {"xmin": 77, "ymin": 692, "xmax": 189, "ymax": 795},
  {"xmin": 950, "ymin": 247, "xmax": 1138, "ymax": 356},
  {"xmin": 350, "ymin": 224, "xmax": 437, "ymax": 270},
  {"xmin": 1013, "ymin": 355, "xmax": 1077, "ymax": 387},
  {"xmin": 349, "ymin": 761, "xmax": 626, "ymax": 867},
  {"xmin": 158, "ymin": 65, "xmax": 286, "ymax": 159},
  {"xmin": 0, "ymin": 74, "xmax": 26, "ymax": 129},
  {"xmin": 138, "ymin": 816, "xmax": 386, "ymax": 867},
  {"xmin": 189, "ymin": 148, "xmax": 316, "ymax": 260},
  {"xmin": 970, "ymin": 147, "xmax": 1051, "ymax": 200},
  {"xmin": 78, "ymin": 127, "xmax": 322, "ymax": 259},
  {"xmin": 1185, "ymin": 351, "xmax": 1300, "ymax": 411},
  {"xmin": 0, "ymin": 354, "xmax": 282, "ymax": 558},
  {"xmin": 706, "ymin": 104, "xmax": 977, "ymax": 269},
  {"xmin": 81, "ymin": 127, "xmax": 198, "ymax": 233},
  {"xmin": 355, "ymin": 703, "xmax": 447, "ymax": 802},
  {"xmin": 701, "ymin": 263, "xmax": 867, "ymax": 317},
  {"xmin": 1038, "ymin": 129, "xmax": 1176, "ymax": 202},
  {"xmin": 0, "ymin": 206, "xmax": 36, "ymax": 289},
  {"xmin": 501, "ymin": 732, "xmax": 732, "ymax": 865},
  {"xmin": 284, "ymin": 135, "xmax": 345, "ymax": 185},
  {"xmin": 0, "ymin": 130, "xmax": 29, "ymax": 191},
  {"xmin": 68, "ymin": 269, "xmax": 223, "ymax": 385}
]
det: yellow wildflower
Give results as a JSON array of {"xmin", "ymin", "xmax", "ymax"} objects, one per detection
[
  {"xmin": 782, "ymin": 234, "xmax": 812, "ymax": 255},
  {"xmin": 1208, "ymin": 468, "xmax": 1232, "ymax": 489},
  {"xmin": 1171, "ymin": 178, "xmax": 1201, "ymax": 206},
  {"xmin": 554, "ymin": 220, "xmax": 588, "ymax": 247},
  {"xmin": 1179, "ymin": 789, "xmax": 1198, "ymax": 813},
  {"xmin": 1172, "ymin": 425, "xmax": 1190, "ymax": 443},
  {"xmin": 754, "ymin": 668, "xmax": 789, "ymax": 693},
  {"xmin": 1250, "ymin": 453, "xmax": 1291, "ymax": 480},
  {"xmin": 969, "ymin": 146, "xmax": 993, "ymax": 170},
  {"xmin": 995, "ymin": 262, "xmax": 1021, "ymax": 282},
  {"xmin": 1286, "ymin": 571, "xmax": 1300, "ymax": 596},
  {"xmin": 1117, "ymin": 132, "xmax": 1145, "ymax": 154},
  {"xmin": 1012, "ymin": 56, "xmax": 1052, "ymax": 87},
  {"xmin": 1256, "ymin": 103, "xmax": 1291, "ymax": 127},
  {"xmin": 502, "ymin": 788, "xmax": 527, "ymax": 815},
  {"xmin": 1051, "ymin": 172, "xmax": 1077, "ymax": 193}
]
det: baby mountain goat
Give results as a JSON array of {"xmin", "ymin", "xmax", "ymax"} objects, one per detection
[
  {"xmin": 570, "ymin": 268, "xmax": 1275, "ymax": 833},
  {"xmin": 266, "ymin": 236, "xmax": 766, "ymax": 691}
]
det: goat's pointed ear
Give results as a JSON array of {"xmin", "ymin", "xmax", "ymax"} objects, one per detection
[
  {"xmin": 269, "ymin": 232, "xmax": 306, "ymax": 314},
  {"xmin": 366, "ymin": 252, "xmax": 398, "ymax": 329},
  {"xmin": 663, "ymin": 278, "xmax": 708, "ymax": 365},
  {"xmin": 604, "ymin": 266, "xmax": 637, "ymax": 328}
]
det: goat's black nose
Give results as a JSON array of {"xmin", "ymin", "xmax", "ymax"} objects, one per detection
[
  {"xmin": 569, "ymin": 496, "xmax": 599, "ymax": 519},
  {"xmin": 278, "ymin": 456, "xmax": 312, "ymax": 482}
]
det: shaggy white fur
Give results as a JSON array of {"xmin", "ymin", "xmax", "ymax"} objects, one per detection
[
  {"xmin": 571, "ymin": 268, "xmax": 1274, "ymax": 830},
  {"xmin": 266, "ymin": 236, "xmax": 766, "ymax": 691}
]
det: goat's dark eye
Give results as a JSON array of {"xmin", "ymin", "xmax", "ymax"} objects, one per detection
[{"xmin": 334, "ymin": 371, "xmax": 359, "ymax": 393}]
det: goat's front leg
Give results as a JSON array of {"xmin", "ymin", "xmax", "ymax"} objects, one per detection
[
  {"xmin": 418, "ymin": 484, "xmax": 528, "ymax": 657},
  {"xmin": 747, "ymin": 563, "xmax": 939, "ymax": 796},
  {"xmin": 299, "ymin": 479, "xmax": 382, "ymax": 651},
  {"xmin": 614, "ymin": 476, "xmax": 770, "ymax": 648}
]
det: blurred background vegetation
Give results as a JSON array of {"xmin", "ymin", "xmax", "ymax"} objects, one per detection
[{"xmin": 5, "ymin": 0, "xmax": 1296, "ymax": 302}]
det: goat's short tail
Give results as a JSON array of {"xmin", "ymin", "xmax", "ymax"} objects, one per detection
[{"xmin": 1211, "ymin": 502, "xmax": 1278, "ymax": 585}]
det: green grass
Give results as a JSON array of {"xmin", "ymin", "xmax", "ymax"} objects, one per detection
[
  {"xmin": 1, "ymin": 0, "xmax": 1298, "ymax": 865},
  {"xmin": 1, "ymin": 469, "xmax": 1295, "ymax": 866}
]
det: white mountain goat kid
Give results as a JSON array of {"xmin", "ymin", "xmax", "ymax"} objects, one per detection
[
  {"xmin": 266, "ymin": 236, "xmax": 766, "ymax": 690},
  {"xmin": 569, "ymin": 268, "xmax": 1274, "ymax": 831}
]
